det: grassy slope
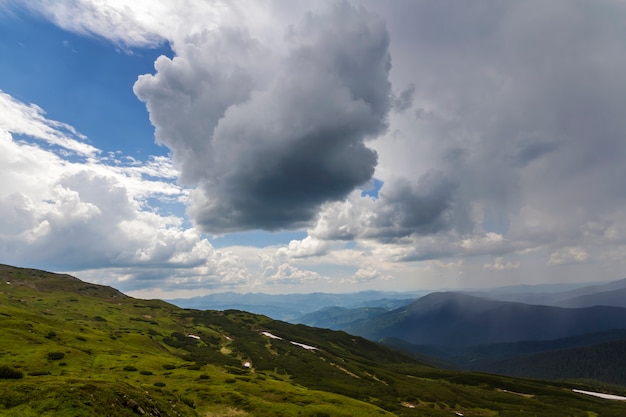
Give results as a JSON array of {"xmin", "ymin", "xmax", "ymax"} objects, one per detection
[{"xmin": 1, "ymin": 265, "xmax": 625, "ymax": 416}]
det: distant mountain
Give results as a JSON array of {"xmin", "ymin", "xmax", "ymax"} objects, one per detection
[
  {"xmin": 467, "ymin": 277, "xmax": 626, "ymax": 307},
  {"xmin": 345, "ymin": 291, "xmax": 626, "ymax": 347},
  {"xmin": 168, "ymin": 291, "xmax": 423, "ymax": 322},
  {"xmin": 554, "ymin": 287, "xmax": 626, "ymax": 308},
  {"xmin": 167, "ymin": 277, "xmax": 626, "ymax": 323},
  {"xmin": 298, "ymin": 306, "xmax": 389, "ymax": 329}
]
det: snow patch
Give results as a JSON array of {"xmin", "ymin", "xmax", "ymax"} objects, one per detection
[
  {"xmin": 260, "ymin": 331, "xmax": 318, "ymax": 350},
  {"xmin": 572, "ymin": 389, "xmax": 626, "ymax": 401},
  {"xmin": 290, "ymin": 341, "xmax": 318, "ymax": 350},
  {"xmin": 187, "ymin": 334, "xmax": 200, "ymax": 340}
]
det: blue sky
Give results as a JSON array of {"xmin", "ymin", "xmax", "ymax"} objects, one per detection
[
  {"xmin": 0, "ymin": 11, "xmax": 169, "ymax": 157},
  {"xmin": 1, "ymin": 1, "xmax": 626, "ymax": 298}
]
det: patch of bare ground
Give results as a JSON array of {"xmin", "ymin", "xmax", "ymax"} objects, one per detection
[
  {"xmin": 496, "ymin": 388, "xmax": 534, "ymax": 398},
  {"xmin": 204, "ymin": 406, "xmax": 249, "ymax": 416}
]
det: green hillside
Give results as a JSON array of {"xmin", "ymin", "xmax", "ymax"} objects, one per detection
[{"xmin": 1, "ymin": 264, "xmax": 625, "ymax": 416}]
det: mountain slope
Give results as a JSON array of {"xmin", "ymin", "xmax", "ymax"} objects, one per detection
[
  {"xmin": 555, "ymin": 287, "xmax": 626, "ymax": 308},
  {"xmin": 346, "ymin": 291, "xmax": 626, "ymax": 347},
  {"xmin": 2, "ymin": 264, "xmax": 626, "ymax": 416},
  {"xmin": 484, "ymin": 339, "xmax": 626, "ymax": 385}
]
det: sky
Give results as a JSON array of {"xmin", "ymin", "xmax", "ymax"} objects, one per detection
[{"xmin": 1, "ymin": 0, "xmax": 625, "ymax": 298}]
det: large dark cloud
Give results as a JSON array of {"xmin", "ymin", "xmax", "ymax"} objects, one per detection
[
  {"xmin": 367, "ymin": 171, "xmax": 460, "ymax": 240},
  {"xmin": 376, "ymin": 0, "xmax": 626, "ymax": 237},
  {"xmin": 135, "ymin": 2, "xmax": 391, "ymax": 233}
]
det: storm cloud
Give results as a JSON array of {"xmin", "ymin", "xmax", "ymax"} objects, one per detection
[{"xmin": 135, "ymin": 2, "xmax": 391, "ymax": 233}]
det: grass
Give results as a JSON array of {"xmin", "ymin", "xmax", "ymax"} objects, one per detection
[{"xmin": 1, "ymin": 264, "xmax": 626, "ymax": 416}]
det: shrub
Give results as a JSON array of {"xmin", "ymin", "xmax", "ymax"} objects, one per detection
[
  {"xmin": 44, "ymin": 331, "xmax": 57, "ymax": 339},
  {"xmin": 123, "ymin": 366, "xmax": 137, "ymax": 372},
  {"xmin": 181, "ymin": 397, "xmax": 196, "ymax": 409},
  {"xmin": 162, "ymin": 364, "xmax": 176, "ymax": 370},
  {"xmin": 76, "ymin": 336, "xmax": 87, "ymax": 342},
  {"xmin": 29, "ymin": 370, "xmax": 51, "ymax": 376},
  {"xmin": 0, "ymin": 365, "xmax": 23, "ymax": 379},
  {"xmin": 47, "ymin": 352, "xmax": 65, "ymax": 361},
  {"xmin": 139, "ymin": 370, "xmax": 153, "ymax": 375},
  {"xmin": 154, "ymin": 382, "xmax": 166, "ymax": 387}
]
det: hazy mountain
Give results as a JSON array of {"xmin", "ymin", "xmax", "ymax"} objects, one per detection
[
  {"xmin": 467, "ymin": 277, "xmax": 626, "ymax": 307},
  {"xmin": 298, "ymin": 306, "xmax": 388, "ymax": 329},
  {"xmin": 554, "ymin": 287, "xmax": 626, "ymax": 308},
  {"xmin": 345, "ymin": 292, "xmax": 626, "ymax": 347},
  {"xmin": 167, "ymin": 277, "xmax": 626, "ymax": 324},
  {"xmin": 168, "ymin": 291, "xmax": 423, "ymax": 322}
]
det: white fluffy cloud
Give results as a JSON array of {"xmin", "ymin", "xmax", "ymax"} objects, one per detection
[{"xmin": 0, "ymin": 91, "xmax": 252, "ymax": 293}]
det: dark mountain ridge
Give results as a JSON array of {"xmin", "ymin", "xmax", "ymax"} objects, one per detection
[{"xmin": 346, "ymin": 291, "xmax": 626, "ymax": 347}]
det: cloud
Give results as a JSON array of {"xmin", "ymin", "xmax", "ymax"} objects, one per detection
[
  {"xmin": 8, "ymin": 0, "xmax": 200, "ymax": 48},
  {"xmin": 391, "ymin": 83, "xmax": 415, "ymax": 113},
  {"xmin": 484, "ymin": 257, "xmax": 520, "ymax": 271},
  {"xmin": 344, "ymin": 267, "xmax": 392, "ymax": 284},
  {"xmin": 0, "ymin": 90, "xmax": 97, "ymax": 156},
  {"xmin": 259, "ymin": 255, "xmax": 327, "ymax": 286},
  {"xmin": 134, "ymin": 2, "xmax": 392, "ymax": 233},
  {"xmin": 286, "ymin": 0, "xmax": 626, "ymax": 273},
  {"xmin": 297, "ymin": 170, "xmax": 465, "ymax": 247},
  {"xmin": 548, "ymin": 247, "xmax": 589, "ymax": 266},
  {"xmin": 0, "ymin": 91, "xmax": 253, "ymax": 292},
  {"xmin": 5, "ymin": 0, "xmax": 626, "ymax": 292}
]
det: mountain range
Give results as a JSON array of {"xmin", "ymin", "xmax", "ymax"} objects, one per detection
[
  {"xmin": 2, "ymin": 263, "xmax": 626, "ymax": 416},
  {"xmin": 168, "ymin": 291, "xmax": 420, "ymax": 322},
  {"xmin": 293, "ymin": 277, "xmax": 626, "ymax": 385}
]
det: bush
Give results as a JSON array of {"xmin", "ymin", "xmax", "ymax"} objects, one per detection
[
  {"xmin": 29, "ymin": 370, "xmax": 51, "ymax": 376},
  {"xmin": 154, "ymin": 382, "xmax": 166, "ymax": 387},
  {"xmin": 123, "ymin": 366, "xmax": 137, "ymax": 372},
  {"xmin": 139, "ymin": 370, "xmax": 153, "ymax": 375},
  {"xmin": 0, "ymin": 365, "xmax": 23, "ymax": 379},
  {"xmin": 162, "ymin": 364, "xmax": 176, "ymax": 370},
  {"xmin": 47, "ymin": 352, "xmax": 65, "ymax": 361},
  {"xmin": 181, "ymin": 397, "xmax": 196, "ymax": 409}
]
